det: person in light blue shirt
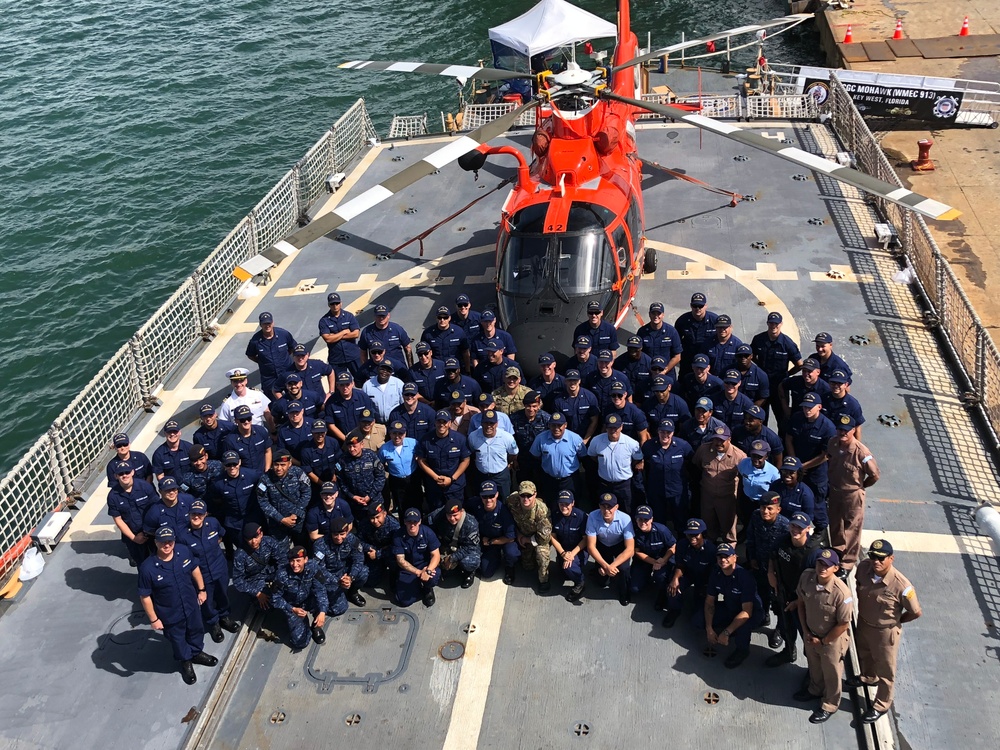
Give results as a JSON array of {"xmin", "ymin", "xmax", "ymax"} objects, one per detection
[
  {"xmin": 363, "ymin": 361, "xmax": 405, "ymax": 422},
  {"xmin": 467, "ymin": 410, "xmax": 518, "ymax": 502},
  {"xmin": 587, "ymin": 414, "xmax": 644, "ymax": 512},
  {"xmin": 584, "ymin": 493, "xmax": 635, "ymax": 605},
  {"xmin": 470, "ymin": 393, "xmax": 514, "ymax": 433},
  {"xmin": 737, "ymin": 440, "xmax": 781, "ymax": 528},
  {"xmin": 529, "ymin": 412, "xmax": 586, "ymax": 512},
  {"xmin": 378, "ymin": 421, "xmax": 421, "ymax": 518}
]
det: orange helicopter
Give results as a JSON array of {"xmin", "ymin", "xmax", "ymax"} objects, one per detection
[{"xmin": 252, "ymin": 1, "xmax": 957, "ymax": 369}]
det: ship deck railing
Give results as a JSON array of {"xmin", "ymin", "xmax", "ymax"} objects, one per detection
[{"xmin": 2, "ymin": 75, "xmax": 999, "ymax": 591}]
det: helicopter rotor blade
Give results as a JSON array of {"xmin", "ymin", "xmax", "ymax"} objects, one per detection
[
  {"xmin": 612, "ymin": 14, "xmax": 813, "ymax": 73},
  {"xmin": 233, "ymin": 99, "xmax": 538, "ymax": 280},
  {"xmin": 606, "ymin": 91, "xmax": 960, "ymax": 221},
  {"xmin": 339, "ymin": 60, "xmax": 532, "ymax": 82}
]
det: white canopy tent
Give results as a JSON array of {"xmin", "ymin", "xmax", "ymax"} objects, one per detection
[{"xmin": 487, "ymin": 0, "xmax": 617, "ymax": 59}]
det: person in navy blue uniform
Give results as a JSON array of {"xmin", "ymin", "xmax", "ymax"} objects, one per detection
[
  {"xmin": 105, "ymin": 432, "xmax": 154, "ymax": 487},
  {"xmin": 642, "ymin": 419, "xmax": 694, "ymax": 531},
  {"xmin": 643, "ymin": 375, "xmax": 691, "ymax": 431},
  {"xmin": 705, "ymin": 315, "xmax": 743, "ymax": 374},
  {"xmin": 271, "ymin": 546, "xmax": 329, "ymax": 649},
  {"xmin": 324, "ymin": 371, "xmax": 376, "ymax": 442},
  {"xmin": 638, "ymin": 301, "xmax": 683, "ymax": 373},
  {"xmin": 152, "ymin": 420, "xmax": 193, "ymax": 481},
  {"xmin": 257, "ymin": 449, "xmax": 312, "ymax": 544},
  {"xmin": 434, "ymin": 358, "xmax": 481, "ymax": 408},
  {"xmin": 356, "ymin": 500, "xmax": 401, "ymax": 590},
  {"xmin": 389, "ymin": 382, "xmax": 436, "ymax": 442},
  {"xmin": 407, "ymin": 341, "xmax": 447, "ymax": 404},
  {"xmin": 677, "ymin": 396, "xmax": 727, "ymax": 448},
  {"xmin": 275, "ymin": 401, "xmax": 313, "ymax": 461},
  {"xmin": 732, "ymin": 405, "xmax": 783, "ymax": 466},
  {"xmin": 179, "ymin": 444, "xmax": 222, "ymax": 501},
  {"xmin": 574, "ymin": 300, "xmax": 619, "ymax": 352},
  {"xmin": 143, "ymin": 476, "xmax": 195, "ymax": 536},
  {"xmin": 138, "ymin": 526, "xmax": 216, "ymax": 684},
  {"xmin": 360, "ymin": 304, "xmax": 412, "ymax": 370},
  {"xmin": 662, "ymin": 518, "xmax": 718, "ymax": 628},
  {"xmin": 319, "ymin": 292, "xmax": 362, "ymax": 383},
  {"xmin": 751, "ymin": 311, "xmax": 803, "ymax": 423},
  {"xmin": 271, "ymin": 374, "xmax": 324, "ymax": 424},
  {"xmin": 223, "ymin": 404, "xmax": 271, "ymax": 472},
  {"xmin": 785, "ymin": 392, "xmax": 836, "ymax": 527},
  {"xmin": 630, "ymin": 505, "xmax": 676, "ymax": 604},
  {"xmin": 305, "ymin": 481, "xmax": 352, "ymax": 546},
  {"xmin": 510, "ymin": 391, "xmax": 551, "ymax": 483},
  {"xmin": 470, "ymin": 310, "xmax": 517, "ymax": 367},
  {"xmin": 822, "ymin": 369, "xmax": 865, "ymax": 440},
  {"xmin": 745, "ymin": 491, "xmax": 791, "ymax": 648},
  {"xmin": 552, "ymin": 370, "xmax": 600, "ymax": 442},
  {"xmin": 416, "ymin": 411, "xmax": 471, "ymax": 510},
  {"xmin": 314, "ymin": 516, "xmax": 368, "ymax": 613},
  {"xmin": 452, "ymin": 294, "xmax": 482, "ymax": 342},
  {"xmin": 615, "ymin": 336, "xmax": 652, "ymax": 403},
  {"xmin": 674, "ymin": 292, "xmax": 719, "ymax": 374},
  {"xmin": 529, "ymin": 352, "xmax": 567, "ymax": 411},
  {"xmin": 339, "ymin": 431, "xmax": 387, "ymax": 515},
  {"xmin": 677, "ymin": 353, "xmax": 725, "ymax": 413},
  {"xmin": 177, "ymin": 500, "xmax": 238, "ymax": 643},
  {"xmin": 700, "ymin": 542, "xmax": 764, "ymax": 668},
  {"xmin": 232, "ymin": 522, "xmax": 282, "ymax": 610},
  {"xmin": 107, "ymin": 460, "xmax": 158, "ymax": 565},
  {"xmin": 290, "ymin": 343, "xmax": 334, "ymax": 400},
  {"xmin": 421, "ymin": 305, "xmax": 470, "ymax": 372},
  {"xmin": 562, "ymin": 335, "xmax": 599, "ymax": 381},
  {"xmin": 778, "ymin": 357, "xmax": 831, "ymax": 424},
  {"xmin": 812, "ymin": 332, "xmax": 853, "ymax": 384},
  {"xmin": 428, "ymin": 499, "xmax": 481, "ymax": 589},
  {"xmin": 769, "ymin": 456, "xmax": 823, "ymax": 531},
  {"xmin": 471, "ymin": 340, "xmax": 522, "ymax": 394},
  {"xmin": 713, "ymin": 369, "xmax": 756, "ymax": 431},
  {"xmin": 550, "ymin": 490, "xmax": 589, "ymax": 601},
  {"xmin": 208, "ymin": 451, "xmax": 263, "ymax": 558},
  {"xmin": 193, "ymin": 405, "xmax": 236, "ymax": 461},
  {"xmin": 246, "ymin": 311, "xmax": 297, "ymax": 397},
  {"xmin": 470, "ymin": 480, "xmax": 520, "ymax": 583},
  {"xmin": 734, "ymin": 344, "xmax": 770, "ymax": 408},
  {"xmin": 392, "ymin": 508, "xmax": 441, "ymax": 607},
  {"xmin": 299, "ymin": 420, "xmax": 341, "ymax": 498},
  {"xmin": 586, "ymin": 351, "xmax": 632, "ymax": 412},
  {"xmin": 357, "ymin": 343, "xmax": 405, "ymax": 386}
]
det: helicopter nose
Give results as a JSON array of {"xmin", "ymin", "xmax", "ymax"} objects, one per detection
[{"xmin": 504, "ymin": 322, "xmax": 572, "ymax": 378}]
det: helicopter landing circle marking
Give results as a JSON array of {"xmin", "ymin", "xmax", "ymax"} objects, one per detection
[{"xmin": 646, "ymin": 239, "xmax": 799, "ymax": 343}]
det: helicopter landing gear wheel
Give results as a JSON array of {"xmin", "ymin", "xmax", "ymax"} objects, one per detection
[{"xmin": 643, "ymin": 246, "xmax": 657, "ymax": 274}]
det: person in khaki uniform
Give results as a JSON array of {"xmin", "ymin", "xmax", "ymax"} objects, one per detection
[
  {"xmin": 823, "ymin": 414, "xmax": 879, "ymax": 572},
  {"xmin": 794, "ymin": 548, "xmax": 853, "ymax": 724},
  {"xmin": 691, "ymin": 425, "xmax": 747, "ymax": 544},
  {"xmin": 849, "ymin": 539, "xmax": 922, "ymax": 724},
  {"xmin": 506, "ymin": 481, "xmax": 553, "ymax": 592}
]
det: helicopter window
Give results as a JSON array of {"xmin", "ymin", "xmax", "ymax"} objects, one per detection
[
  {"xmin": 501, "ymin": 235, "xmax": 549, "ymax": 296},
  {"xmin": 612, "ymin": 226, "xmax": 629, "ymax": 270},
  {"xmin": 555, "ymin": 233, "xmax": 615, "ymax": 296}
]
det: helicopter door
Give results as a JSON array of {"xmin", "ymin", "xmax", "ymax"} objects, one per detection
[{"xmin": 610, "ymin": 224, "xmax": 630, "ymax": 322}]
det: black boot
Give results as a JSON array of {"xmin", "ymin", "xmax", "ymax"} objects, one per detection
[
  {"xmin": 219, "ymin": 616, "xmax": 239, "ymax": 633},
  {"xmin": 180, "ymin": 661, "xmax": 196, "ymax": 685},
  {"xmin": 502, "ymin": 566, "xmax": 516, "ymax": 585},
  {"xmin": 661, "ymin": 610, "xmax": 680, "ymax": 629},
  {"xmin": 461, "ymin": 571, "xmax": 476, "ymax": 589},
  {"xmin": 767, "ymin": 628, "xmax": 784, "ymax": 649},
  {"xmin": 566, "ymin": 581, "xmax": 585, "ymax": 602},
  {"xmin": 347, "ymin": 586, "xmax": 366, "ymax": 607},
  {"xmin": 653, "ymin": 589, "xmax": 667, "ymax": 611},
  {"xmin": 210, "ymin": 623, "xmax": 224, "ymax": 643},
  {"xmin": 191, "ymin": 652, "xmax": 218, "ymax": 667},
  {"xmin": 765, "ymin": 645, "xmax": 797, "ymax": 667}
]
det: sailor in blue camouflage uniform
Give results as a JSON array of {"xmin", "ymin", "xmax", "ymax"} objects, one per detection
[
  {"xmin": 356, "ymin": 500, "xmax": 401, "ymax": 589},
  {"xmin": 745, "ymin": 490, "xmax": 791, "ymax": 648},
  {"xmin": 705, "ymin": 315, "xmax": 743, "ymax": 375},
  {"xmin": 642, "ymin": 419, "xmax": 693, "ymax": 531},
  {"xmin": 257, "ymin": 449, "xmax": 311, "ymax": 545},
  {"xmin": 732, "ymin": 405, "xmax": 783, "ymax": 465},
  {"xmin": 193, "ymin": 405, "xmax": 236, "ymax": 461},
  {"xmin": 338, "ymin": 431, "xmax": 387, "ymax": 515},
  {"xmin": 223, "ymin": 404, "xmax": 272, "ymax": 472},
  {"xmin": 177, "ymin": 500, "xmax": 239, "ymax": 642},
  {"xmin": 630, "ymin": 505, "xmax": 676, "ymax": 606},
  {"xmin": 550, "ymin": 490, "xmax": 588, "ymax": 601},
  {"xmin": 179, "ymin": 445, "xmax": 222, "ymax": 501},
  {"xmin": 662, "ymin": 518, "xmax": 718, "ymax": 628},
  {"xmin": 510, "ymin": 391, "xmax": 550, "ymax": 484},
  {"xmin": 275, "ymin": 401, "xmax": 313, "ymax": 462},
  {"xmin": 638, "ymin": 301, "xmax": 683, "ymax": 373},
  {"xmin": 271, "ymin": 545, "xmax": 329, "ymax": 649},
  {"xmin": 677, "ymin": 354, "xmax": 725, "ymax": 414},
  {"xmin": 734, "ymin": 344, "xmax": 770, "ymax": 408},
  {"xmin": 314, "ymin": 516, "xmax": 368, "ymax": 613},
  {"xmin": 107, "ymin": 460, "xmax": 158, "ymax": 565},
  {"xmin": 643, "ymin": 375, "xmax": 691, "ymax": 429},
  {"xmin": 750, "ymin": 311, "xmax": 803, "ymax": 424},
  {"xmin": 304, "ymin": 481, "xmax": 352, "ymax": 547},
  {"xmin": 232, "ymin": 522, "xmax": 283, "ymax": 610},
  {"xmin": 699, "ymin": 542, "xmax": 765, "ymax": 668},
  {"xmin": 615, "ymin": 336, "xmax": 652, "ymax": 402},
  {"xmin": 208, "ymin": 451, "xmax": 263, "ymax": 557},
  {"xmin": 821, "ymin": 369, "xmax": 865, "ymax": 439},
  {"xmin": 152, "ymin": 420, "xmax": 193, "ymax": 481},
  {"xmin": 392, "ymin": 508, "xmax": 442, "ymax": 607},
  {"xmin": 416, "ymin": 410, "xmax": 471, "ymax": 511},
  {"xmin": 428, "ymin": 498, "xmax": 481, "ymax": 589},
  {"xmin": 138, "ymin": 526, "xmax": 215, "ymax": 685},
  {"xmin": 143, "ymin": 476, "xmax": 195, "ymax": 536},
  {"xmin": 552, "ymin": 369, "xmax": 601, "ymax": 442},
  {"xmin": 468, "ymin": 481, "xmax": 519, "ymax": 583},
  {"xmin": 713, "ymin": 370, "xmax": 756, "ymax": 431},
  {"xmin": 674, "ymin": 292, "xmax": 719, "ymax": 374}
]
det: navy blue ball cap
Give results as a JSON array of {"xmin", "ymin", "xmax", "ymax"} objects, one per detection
[
  {"xmin": 690, "ymin": 292, "xmax": 707, "ymax": 307},
  {"xmin": 222, "ymin": 451, "xmax": 240, "ymax": 466},
  {"xmin": 814, "ymin": 332, "xmax": 834, "ymax": 344},
  {"xmin": 651, "ymin": 377, "xmax": 668, "ymax": 393},
  {"xmin": 311, "ymin": 419, "xmax": 328, "ymax": 434},
  {"xmin": 868, "ymin": 539, "xmax": 893, "ymax": 559},
  {"xmin": 480, "ymin": 309, "xmax": 496, "ymax": 322},
  {"xmin": 537, "ymin": 352, "xmax": 555, "ymax": 365},
  {"xmin": 790, "ymin": 512, "xmax": 812, "ymax": 529},
  {"xmin": 801, "ymin": 358, "xmax": 821, "ymax": 371},
  {"xmin": 684, "ymin": 518, "xmax": 707, "ymax": 535},
  {"xmin": 455, "ymin": 293, "xmax": 471, "ymax": 305},
  {"xmin": 403, "ymin": 508, "xmax": 422, "ymax": 523},
  {"xmin": 767, "ymin": 311, "xmax": 783, "ymax": 324},
  {"xmin": 445, "ymin": 357, "xmax": 460, "ymax": 370},
  {"xmin": 695, "ymin": 396, "xmax": 714, "ymax": 411},
  {"xmin": 234, "ymin": 404, "xmax": 253, "ymax": 420},
  {"xmin": 286, "ymin": 401, "xmax": 303, "ymax": 413},
  {"xmin": 415, "ymin": 341, "xmax": 431, "ymax": 354},
  {"xmin": 635, "ymin": 505, "xmax": 654, "ymax": 520},
  {"xmin": 564, "ymin": 369, "xmax": 581, "ymax": 381},
  {"xmin": 692, "ymin": 354, "xmax": 709, "ymax": 368},
  {"xmin": 609, "ymin": 381, "xmax": 627, "ymax": 394},
  {"xmin": 292, "ymin": 343, "xmax": 308, "ymax": 355},
  {"xmin": 598, "ymin": 493, "xmax": 618, "ymax": 507},
  {"xmin": 781, "ymin": 456, "xmax": 803, "ymax": 471},
  {"xmin": 548, "ymin": 412, "xmax": 566, "ymax": 425},
  {"xmin": 449, "ymin": 390, "xmax": 466, "ymax": 405},
  {"xmin": 435, "ymin": 409, "xmax": 451, "ymax": 422},
  {"xmin": 164, "ymin": 420, "xmax": 180, "ymax": 433},
  {"xmin": 484, "ymin": 340, "xmax": 501, "ymax": 352},
  {"xmin": 736, "ymin": 344, "xmax": 752, "ymax": 355},
  {"xmin": 320, "ymin": 481, "xmax": 338, "ymax": 495},
  {"xmin": 113, "ymin": 460, "xmax": 132, "ymax": 474},
  {"xmin": 258, "ymin": 311, "xmax": 273, "ymax": 324},
  {"xmin": 436, "ymin": 305, "xmax": 451, "ymax": 318},
  {"xmin": 402, "ymin": 382, "xmax": 419, "ymax": 395},
  {"xmin": 478, "ymin": 392, "xmax": 495, "ymax": 406},
  {"xmin": 597, "ymin": 349, "xmax": 614, "ymax": 362},
  {"xmin": 650, "ymin": 356, "xmax": 667, "ymax": 370},
  {"xmin": 649, "ymin": 301, "xmax": 665, "ymax": 314},
  {"xmin": 557, "ymin": 490, "xmax": 575, "ymax": 504},
  {"xmin": 368, "ymin": 341, "xmax": 386, "ymax": 353},
  {"xmin": 627, "ymin": 335, "xmax": 642, "ymax": 348},
  {"xmin": 800, "ymin": 391, "xmax": 822, "ymax": 406},
  {"xmin": 189, "ymin": 500, "xmax": 208, "ymax": 515},
  {"xmin": 716, "ymin": 542, "xmax": 736, "ymax": 557},
  {"xmin": 336, "ymin": 371, "xmax": 353, "ymax": 384},
  {"xmin": 816, "ymin": 548, "xmax": 840, "ymax": 567},
  {"xmin": 723, "ymin": 369, "xmax": 741, "ymax": 384},
  {"xmin": 749, "ymin": 440, "xmax": 769, "ymax": 457},
  {"xmin": 480, "ymin": 480, "xmax": 498, "ymax": 496},
  {"xmin": 829, "ymin": 369, "xmax": 850, "ymax": 384},
  {"xmin": 587, "ymin": 300, "xmax": 602, "ymax": 313},
  {"xmin": 154, "ymin": 526, "xmax": 176, "ymax": 542},
  {"xmin": 574, "ymin": 335, "xmax": 592, "ymax": 350},
  {"xmin": 113, "ymin": 432, "xmax": 130, "ymax": 447},
  {"xmin": 374, "ymin": 303, "xmax": 389, "ymax": 316},
  {"xmin": 286, "ymin": 372, "xmax": 303, "ymax": 384},
  {"xmin": 715, "ymin": 314, "xmax": 732, "ymax": 328},
  {"xmin": 327, "ymin": 292, "xmax": 341, "ymax": 304},
  {"xmin": 710, "ymin": 424, "xmax": 731, "ymax": 440},
  {"xmin": 836, "ymin": 413, "xmax": 857, "ymax": 430},
  {"xmin": 604, "ymin": 413, "xmax": 622, "ymax": 428},
  {"xmin": 658, "ymin": 418, "xmax": 675, "ymax": 433},
  {"xmin": 745, "ymin": 405, "xmax": 765, "ymax": 420},
  {"xmin": 198, "ymin": 403, "xmax": 216, "ymax": 416},
  {"xmin": 159, "ymin": 477, "xmax": 179, "ymax": 491},
  {"xmin": 389, "ymin": 421, "xmax": 406, "ymax": 434}
]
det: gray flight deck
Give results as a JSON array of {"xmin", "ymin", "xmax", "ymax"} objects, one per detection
[{"xmin": 2, "ymin": 86, "xmax": 999, "ymax": 750}]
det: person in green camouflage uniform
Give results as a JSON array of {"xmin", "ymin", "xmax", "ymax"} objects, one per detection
[
  {"xmin": 493, "ymin": 367, "xmax": 532, "ymax": 416},
  {"xmin": 506, "ymin": 480, "xmax": 553, "ymax": 592}
]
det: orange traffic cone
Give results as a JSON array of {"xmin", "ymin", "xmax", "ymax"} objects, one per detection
[
  {"xmin": 843, "ymin": 24, "xmax": 853, "ymax": 44},
  {"xmin": 959, "ymin": 16, "xmax": 970, "ymax": 36},
  {"xmin": 893, "ymin": 19, "xmax": 904, "ymax": 40}
]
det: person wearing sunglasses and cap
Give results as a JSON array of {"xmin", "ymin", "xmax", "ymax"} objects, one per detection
[
  {"xmin": 105, "ymin": 432, "xmax": 154, "ymax": 487},
  {"xmin": 152, "ymin": 419, "xmax": 194, "ymax": 482},
  {"xmin": 319, "ymin": 292, "xmax": 362, "ymax": 384},
  {"xmin": 421, "ymin": 305, "xmax": 471, "ymax": 373},
  {"xmin": 177, "ymin": 500, "xmax": 239, "ymax": 643}
]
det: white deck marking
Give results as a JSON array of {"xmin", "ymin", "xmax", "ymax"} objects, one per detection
[
  {"xmin": 463, "ymin": 267, "xmax": 497, "ymax": 285},
  {"xmin": 860, "ymin": 529, "xmax": 998, "ymax": 557},
  {"xmin": 442, "ymin": 578, "xmax": 509, "ymax": 750},
  {"xmin": 274, "ymin": 277, "xmax": 329, "ymax": 297},
  {"xmin": 664, "ymin": 261, "xmax": 797, "ymax": 282}
]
